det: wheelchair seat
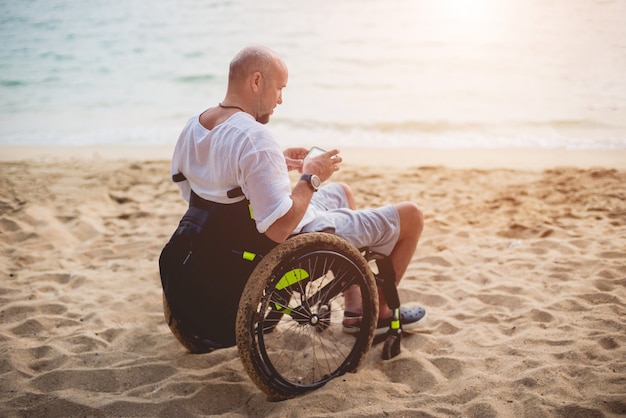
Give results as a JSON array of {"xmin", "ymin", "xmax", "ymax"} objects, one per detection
[{"xmin": 159, "ymin": 190, "xmax": 277, "ymax": 352}]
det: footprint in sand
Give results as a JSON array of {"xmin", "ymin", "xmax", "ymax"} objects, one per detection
[
  {"xmin": 30, "ymin": 363, "xmax": 178, "ymax": 394},
  {"xmin": 25, "ymin": 345, "xmax": 69, "ymax": 373},
  {"xmin": 379, "ymin": 356, "xmax": 438, "ymax": 392},
  {"xmin": 431, "ymin": 357, "xmax": 464, "ymax": 379}
]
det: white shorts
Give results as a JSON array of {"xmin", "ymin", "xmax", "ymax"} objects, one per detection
[{"xmin": 299, "ymin": 183, "xmax": 401, "ymax": 256}]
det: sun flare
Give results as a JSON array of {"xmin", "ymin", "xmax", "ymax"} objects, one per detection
[{"xmin": 436, "ymin": 0, "xmax": 498, "ymax": 22}]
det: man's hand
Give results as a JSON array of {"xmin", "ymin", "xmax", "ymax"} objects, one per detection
[
  {"xmin": 283, "ymin": 147, "xmax": 308, "ymax": 172},
  {"xmin": 302, "ymin": 149, "xmax": 342, "ymax": 182}
]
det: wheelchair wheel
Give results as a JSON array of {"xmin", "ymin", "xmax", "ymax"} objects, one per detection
[{"xmin": 236, "ymin": 232, "xmax": 378, "ymax": 400}]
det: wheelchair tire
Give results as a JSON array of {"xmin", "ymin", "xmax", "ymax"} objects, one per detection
[{"xmin": 236, "ymin": 232, "xmax": 378, "ymax": 400}]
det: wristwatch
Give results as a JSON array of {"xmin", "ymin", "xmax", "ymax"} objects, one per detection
[{"xmin": 300, "ymin": 174, "xmax": 321, "ymax": 192}]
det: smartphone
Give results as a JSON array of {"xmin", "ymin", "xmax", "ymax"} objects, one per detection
[{"xmin": 305, "ymin": 146, "xmax": 326, "ymax": 159}]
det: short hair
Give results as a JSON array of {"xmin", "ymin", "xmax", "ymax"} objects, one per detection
[{"xmin": 228, "ymin": 46, "xmax": 277, "ymax": 84}]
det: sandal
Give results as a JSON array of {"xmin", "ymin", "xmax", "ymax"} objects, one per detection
[{"xmin": 342, "ymin": 306, "xmax": 427, "ymax": 336}]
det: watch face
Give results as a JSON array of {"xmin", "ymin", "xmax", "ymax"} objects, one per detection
[
  {"xmin": 301, "ymin": 174, "xmax": 321, "ymax": 191},
  {"xmin": 311, "ymin": 175, "xmax": 321, "ymax": 189}
]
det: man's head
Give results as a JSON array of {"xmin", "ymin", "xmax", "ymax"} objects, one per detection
[{"xmin": 225, "ymin": 46, "xmax": 288, "ymax": 124}]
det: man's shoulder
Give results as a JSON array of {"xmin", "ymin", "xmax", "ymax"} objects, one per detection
[
  {"xmin": 222, "ymin": 114, "xmax": 279, "ymax": 148},
  {"xmin": 227, "ymin": 113, "xmax": 269, "ymax": 133}
]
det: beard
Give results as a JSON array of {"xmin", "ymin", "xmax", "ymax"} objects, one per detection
[{"xmin": 256, "ymin": 111, "xmax": 272, "ymax": 125}]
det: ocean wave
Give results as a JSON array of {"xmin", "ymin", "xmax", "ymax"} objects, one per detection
[
  {"xmin": 1, "ymin": 80, "xmax": 26, "ymax": 87},
  {"xmin": 174, "ymin": 74, "xmax": 217, "ymax": 84},
  {"xmin": 275, "ymin": 117, "xmax": 623, "ymax": 134},
  {"xmin": 1, "ymin": 118, "xmax": 624, "ymax": 150},
  {"xmin": 270, "ymin": 118, "xmax": 626, "ymax": 150}
]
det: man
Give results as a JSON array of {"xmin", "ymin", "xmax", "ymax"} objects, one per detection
[{"xmin": 167, "ymin": 46, "xmax": 426, "ymax": 351}]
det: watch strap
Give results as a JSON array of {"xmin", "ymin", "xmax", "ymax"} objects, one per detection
[{"xmin": 300, "ymin": 174, "xmax": 319, "ymax": 191}]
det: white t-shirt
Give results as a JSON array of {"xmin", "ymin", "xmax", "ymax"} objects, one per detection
[{"xmin": 171, "ymin": 112, "xmax": 293, "ymax": 234}]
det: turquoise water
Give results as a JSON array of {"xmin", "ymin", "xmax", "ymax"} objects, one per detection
[{"xmin": 1, "ymin": 0, "xmax": 625, "ymax": 149}]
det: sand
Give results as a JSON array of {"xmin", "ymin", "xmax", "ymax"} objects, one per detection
[{"xmin": 0, "ymin": 146, "xmax": 625, "ymax": 417}]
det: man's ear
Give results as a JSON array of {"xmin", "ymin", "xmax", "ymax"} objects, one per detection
[{"xmin": 250, "ymin": 71, "xmax": 262, "ymax": 92}]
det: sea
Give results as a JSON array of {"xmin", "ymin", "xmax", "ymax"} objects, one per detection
[{"xmin": 1, "ymin": 0, "xmax": 625, "ymax": 150}]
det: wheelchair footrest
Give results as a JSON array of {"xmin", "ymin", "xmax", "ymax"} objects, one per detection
[{"xmin": 381, "ymin": 328, "xmax": 402, "ymax": 360}]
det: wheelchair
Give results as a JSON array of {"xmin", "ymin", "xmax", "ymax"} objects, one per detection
[{"xmin": 160, "ymin": 189, "xmax": 405, "ymax": 401}]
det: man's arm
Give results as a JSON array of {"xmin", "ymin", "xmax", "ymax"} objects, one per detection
[
  {"xmin": 264, "ymin": 149, "xmax": 342, "ymax": 243},
  {"xmin": 264, "ymin": 179, "xmax": 315, "ymax": 242}
]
